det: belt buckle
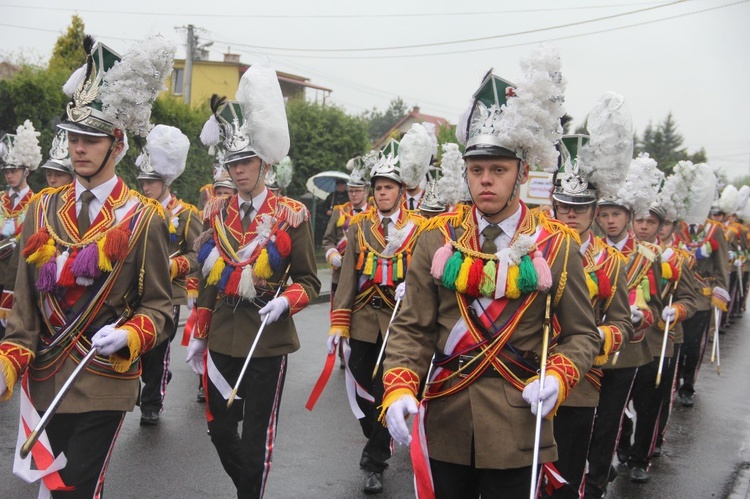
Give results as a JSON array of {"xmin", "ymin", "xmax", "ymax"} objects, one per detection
[
  {"xmin": 457, "ymin": 355, "xmax": 473, "ymax": 378},
  {"xmin": 371, "ymin": 296, "xmax": 383, "ymax": 309}
]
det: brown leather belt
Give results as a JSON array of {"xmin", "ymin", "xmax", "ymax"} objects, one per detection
[{"xmin": 442, "ymin": 347, "xmax": 539, "ymax": 382}]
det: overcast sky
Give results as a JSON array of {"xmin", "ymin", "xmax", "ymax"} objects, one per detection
[{"xmin": 1, "ymin": 0, "xmax": 749, "ymax": 179}]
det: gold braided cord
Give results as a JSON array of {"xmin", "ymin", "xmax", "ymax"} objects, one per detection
[
  {"xmin": 603, "ymin": 254, "xmax": 621, "ymax": 312},
  {"xmin": 553, "ymin": 234, "xmax": 571, "ymax": 308}
]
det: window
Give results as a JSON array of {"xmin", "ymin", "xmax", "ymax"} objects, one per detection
[{"xmin": 173, "ymin": 68, "xmax": 184, "ymax": 95}]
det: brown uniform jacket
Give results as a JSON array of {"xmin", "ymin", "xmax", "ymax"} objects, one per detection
[
  {"xmin": 330, "ymin": 206, "xmax": 423, "ymax": 342},
  {"xmin": 194, "ymin": 190, "xmax": 320, "ymax": 358},
  {"xmin": 322, "ymin": 202, "xmax": 368, "ymax": 286},
  {"xmin": 382, "ymin": 204, "xmax": 600, "ymax": 469},
  {"xmin": 674, "ymin": 220, "xmax": 730, "ymax": 311},
  {"xmin": 0, "ymin": 188, "xmax": 33, "ymax": 316},
  {"xmin": 163, "ymin": 194, "xmax": 201, "ymax": 305},
  {"xmin": 0, "ymin": 179, "xmax": 174, "ymax": 412}
]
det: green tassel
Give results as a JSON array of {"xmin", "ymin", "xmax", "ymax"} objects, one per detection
[
  {"xmin": 517, "ymin": 254, "xmax": 538, "ymax": 294},
  {"xmin": 442, "ymin": 251, "xmax": 463, "ymax": 291},
  {"xmin": 480, "ymin": 259, "xmax": 496, "ymax": 297},
  {"xmin": 641, "ymin": 276, "xmax": 651, "ymax": 303},
  {"xmin": 370, "ymin": 253, "xmax": 378, "ymax": 280}
]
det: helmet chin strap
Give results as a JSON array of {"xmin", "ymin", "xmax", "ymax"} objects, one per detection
[{"xmin": 78, "ymin": 137, "xmax": 119, "ymax": 183}]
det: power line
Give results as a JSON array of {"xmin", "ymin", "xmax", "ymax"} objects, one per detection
[
  {"xmin": 0, "ymin": 2, "xmax": 671, "ymax": 19},
  {"xmin": 199, "ymin": 0, "xmax": 687, "ymax": 53}
]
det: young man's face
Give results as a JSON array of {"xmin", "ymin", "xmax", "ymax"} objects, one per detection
[
  {"xmin": 465, "ymin": 156, "xmax": 528, "ymax": 221},
  {"xmin": 45, "ymin": 169, "xmax": 74, "ymax": 188},
  {"xmin": 68, "ymin": 132, "xmax": 122, "ymax": 180},
  {"xmin": 227, "ymin": 156, "xmax": 264, "ymax": 196},
  {"xmin": 214, "ymin": 186, "xmax": 236, "ymax": 198},
  {"xmin": 553, "ymin": 202, "xmax": 596, "ymax": 236},
  {"xmin": 633, "ymin": 213, "xmax": 662, "ymax": 243},
  {"xmin": 347, "ymin": 186, "xmax": 366, "ymax": 207},
  {"xmin": 3, "ymin": 167, "xmax": 26, "ymax": 189},
  {"xmin": 139, "ymin": 178, "xmax": 166, "ymax": 200},
  {"xmin": 596, "ymin": 205, "xmax": 630, "ymax": 239},
  {"xmin": 659, "ymin": 220, "xmax": 676, "ymax": 241},
  {"xmin": 373, "ymin": 178, "xmax": 401, "ymax": 214}
]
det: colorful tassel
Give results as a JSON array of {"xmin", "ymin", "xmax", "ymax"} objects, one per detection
[
  {"xmin": 396, "ymin": 253, "xmax": 404, "ymax": 280},
  {"xmin": 336, "ymin": 214, "xmax": 345, "ymax": 227},
  {"xmin": 517, "ymin": 254, "xmax": 538, "ymax": 294},
  {"xmin": 370, "ymin": 254, "xmax": 378, "ymax": 280},
  {"xmin": 26, "ymin": 238, "xmax": 57, "ymax": 268},
  {"xmin": 22, "ymin": 228, "xmax": 49, "ymax": 258},
  {"xmin": 647, "ymin": 269, "xmax": 657, "ymax": 296},
  {"xmin": 207, "ymin": 257, "xmax": 226, "ymax": 286},
  {"xmin": 58, "ymin": 250, "xmax": 77, "ymax": 288},
  {"xmin": 217, "ymin": 264, "xmax": 233, "ymax": 293},
  {"xmin": 97, "ymin": 237, "xmax": 113, "ymax": 272},
  {"xmin": 532, "ymin": 250, "xmax": 553, "ymax": 292},
  {"xmin": 238, "ymin": 265, "xmax": 257, "ymax": 300},
  {"xmin": 55, "ymin": 250, "xmax": 69, "ymax": 283},
  {"xmin": 386, "ymin": 259, "xmax": 394, "ymax": 287},
  {"xmin": 640, "ymin": 277, "xmax": 650, "ymax": 303},
  {"xmin": 103, "ymin": 226, "xmax": 130, "ymax": 262},
  {"xmin": 71, "ymin": 244, "xmax": 100, "ymax": 278},
  {"xmin": 596, "ymin": 268, "xmax": 612, "ymax": 299},
  {"xmin": 430, "ymin": 243, "xmax": 453, "ymax": 279},
  {"xmin": 192, "ymin": 229, "xmax": 214, "ymax": 253},
  {"xmin": 224, "ymin": 266, "xmax": 243, "ymax": 297},
  {"xmin": 76, "ymin": 276, "xmax": 94, "ymax": 286},
  {"xmin": 442, "ymin": 251, "xmax": 463, "ymax": 291},
  {"xmin": 661, "ymin": 261, "xmax": 673, "ymax": 281},
  {"xmin": 495, "ymin": 252, "xmax": 510, "ymax": 299},
  {"xmin": 480, "ymin": 260, "xmax": 496, "ymax": 297},
  {"xmin": 391, "ymin": 257, "xmax": 399, "ymax": 282},
  {"xmin": 36, "ymin": 260, "xmax": 57, "ymax": 293},
  {"xmin": 201, "ymin": 247, "xmax": 220, "ymax": 277},
  {"xmin": 356, "ymin": 250, "xmax": 365, "ymax": 270},
  {"xmin": 255, "ymin": 249, "xmax": 273, "ymax": 280},
  {"xmin": 275, "ymin": 230, "xmax": 292, "ymax": 258},
  {"xmin": 197, "ymin": 240, "xmax": 216, "ymax": 265},
  {"xmin": 506, "ymin": 265, "xmax": 521, "ymax": 299},
  {"xmin": 585, "ymin": 273, "xmax": 599, "ymax": 300},
  {"xmin": 466, "ymin": 258, "xmax": 484, "ymax": 297},
  {"xmin": 634, "ymin": 285, "xmax": 648, "ymax": 309},
  {"xmin": 266, "ymin": 240, "xmax": 283, "ymax": 272},
  {"xmin": 363, "ymin": 251, "xmax": 374, "ymax": 276},
  {"xmin": 455, "ymin": 256, "xmax": 473, "ymax": 294},
  {"xmin": 709, "ymin": 237, "xmax": 718, "ymax": 251}
]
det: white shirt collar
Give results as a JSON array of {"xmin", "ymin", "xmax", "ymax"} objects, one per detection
[
  {"xmin": 160, "ymin": 193, "xmax": 174, "ymax": 209},
  {"xmin": 378, "ymin": 208, "xmax": 400, "ymax": 224},
  {"xmin": 476, "ymin": 205, "xmax": 523, "ymax": 239},
  {"xmin": 238, "ymin": 188, "xmax": 268, "ymax": 214},
  {"xmin": 75, "ymin": 175, "xmax": 118, "ymax": 204},
  {"xmin": 580, "ymin": 232, "xmax": 593, "ymax": 256},
  {"xmin": 606, "ymin": 235, "xmax": 628, "ymax": 251},
  {"xmin": 352, "ymin": 202, "xmax": 368, "ymax": 213},
  {"xmin": 9, "ymin": 185, "xmax": 29, "ymax": 204}
]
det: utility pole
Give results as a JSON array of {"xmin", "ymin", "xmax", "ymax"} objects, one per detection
[{"xmin": 184, "ymin": 24, "xmax": 194, "ymax": 105}]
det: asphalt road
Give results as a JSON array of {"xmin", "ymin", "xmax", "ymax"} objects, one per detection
[{"xmin": 1, "ymin": 301, "xmax": 749, "ymax": 498}]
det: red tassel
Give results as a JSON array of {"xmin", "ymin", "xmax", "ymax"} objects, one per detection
[
  {"xmin": 104, "ymin": 226, "xmax": 131, "ymax": 262},
  {"xmin": 669, "ymin": 262, "xmax": 679, "ymax": 280},
  {"xmin": 709, "ymin": 237, "xmax": 718, "ymax": 251},
  {"xmin": 356, "ymin": 250, "xmax": 365, "ymax": 270},
  {"xmin": 596, "ymin": 268, "xmax": 612, "ymax": 299},
  {"xmin": 58, "ymin": 250, "xmax": 77, "ymax": 288},
  {"xmin": 466, "ymin": 258, "xmax": 484, "ymax": 297},
  {"xmin": 224, "ymin": 266, "xmax": 243, "ymax": 297},
  {"xmin": 648, "ymin": 269, "xmax": 657, "ymax": 296},
  {"xmin": 22, "ymin": 228, "xmax": 49, "ymax": 258},
  {"xmin": 406, "ymin": 249, "xmax": 412, "ymax": 267},
  {"xmin": 386, "ymin": 259, "xmax": 394, "ymax": 287},
  {"xmin": 373, "ymin": 259, "xmax": 383, "ymax": 284},
  {"xmin": 275, "ymin": 230, "xmax": 292, "ymax": 258}
]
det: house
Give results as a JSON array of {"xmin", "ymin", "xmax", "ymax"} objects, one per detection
[
  {"xmin": 373, "ymin": 106, "xmax": 450, "ymax": 149},
  {"xmin": 166, "ymin": 53, "xmax": 333, "ymax": 108}
]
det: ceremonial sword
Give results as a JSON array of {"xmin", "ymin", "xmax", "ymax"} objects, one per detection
[
  {"xmin": 655, "ymin": 294, "xmax": 674, "ymax": 388},
  {"xmin": 371, "ymin": 296, "xmax": 402, "ymax": 380},
  {"xmin": 530, "ymin": 293, "xmax": 552, "ymax": 499}
]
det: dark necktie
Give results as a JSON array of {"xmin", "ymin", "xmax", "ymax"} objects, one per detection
[
  {"xmin": 241, "ymin": 202, "xmax": 253, "ymax": 232},
  {"xmin": 409, "ymin": 197, "xmax": 415, "ymax": 211},
  {"xmin": 481, "ymin": 225, "xmax": 503, "ymax": 254},
  {"xmin": 354, "ymin": 207, "xmax": 361, "ymax": 214},
  {"xmin": 78, "ymin": 190, "xmax": 95, "ymax": 236},
  {"xmin": 9, "ymin": 192, "xmax": 18, "ymax": 208},
  {"xmin": 382, "ymin": 217, "xmax": 391, "ymax": 239}
]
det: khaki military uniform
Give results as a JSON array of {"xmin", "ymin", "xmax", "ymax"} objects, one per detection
[
  {"xmin": 321, "ymin": 201, "xmax": 368, "ymax": 288},
  {"xmin": 0, "ymin": 188, "xmax": 34, "ymax": 322}
]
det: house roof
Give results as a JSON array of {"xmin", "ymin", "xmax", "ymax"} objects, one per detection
[{"xmin": 374, "ymin": 106, "xmax": 450, "ymax": 148}]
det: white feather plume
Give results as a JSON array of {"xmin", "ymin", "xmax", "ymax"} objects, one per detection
[
  {"xmin": 62, "ymin": 64, "xmax": 87, "ymax": 97},
  {"xmin": 438, "ymin": 143, "xmax": 469, "ymax": 206},
  {"xmin": 200, "ymin": 115, "xmax": 221, "ymax": 147},
  {"xmin": 275, "ymin": 156, "xmax": 293, "ymax": 189},
  {"xmin": 236, "ymin": 62, "xmax": 290, "ymax": 165},
  {"xmin": 719, "ymin": 184, "xmax": 740, "ymax": 214},
  {"xmin": 8, "ymin": 120, "xmax": 42, "ymax": 170},
  {"xmin": 421, "ymin": 121, "xmax": 439, "ymax": 158},
  {"xmin": 100, "ymin": 35, "xmax": 176, "ymax": 137},
  {"xmin": 684, "ymin": 163, "xmax": 717, "ymax": 225},
  {"xmin": 399, "ymin": 123, "xmax": 433, "ymax": 189},
  {"xmin": 578, "ymin": 92, "xmax": 633, "ymax": 200},
  {"xmin": 139, "ymin": 124, "xmax": 189, "ymax": 185},
  {"xmin": 735, "ymin": 185, "xmax": 750, "ymax": 215},
  {"xmin": 658, "ymin": 160, "xmax": 699, "ymax": 221},
  {"xmin": 616, "ymin": 153, "xmax": 664, "ymax": 219}
]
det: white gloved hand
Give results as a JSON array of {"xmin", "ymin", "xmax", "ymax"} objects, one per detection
[
  {"xmin": 385, "ymin": 395, "xmax": 419, "ymax": 446},
  {"xmin": 522, "ymin": 375, "xmax": 560, "ymax": 418},
  {"xmin": 729, "ymin": 250, "xmax": 737, "ymax": 262},
  {"xmin": 91, "ymin": 325, "xmax": 129, "ymax": 356},
  {"xmin": 0, "ymin": 374, "xmax": 6, "ymax": 398},
  {"xmin": 330, "ymin": 252, "xmax": 342, "ymax": 268},
  {"xmin": 326, "ymin": 332, "xmax": 341, "ymax": 355},
  {"xmin": 259, "ymin": 297, "xmax": 289, "ymax": 325},
  {"xmin": 395, "ymin": 282, "xmax": 406, "ymax": 301},
  {"xmin": 0, "ymin": 318, "xmax": 6, "ymax": 328},
  {"xmin": 186, "ymin": 339, "xmax": 207, "ymax": 376},
  {"xmin": 662, "ymin": 306, "xmax": 677, "ymax": 323},
  {"xmin": 187, "ymin": 296, "xmax": 196, "ymax": 310},
  {"xmin": 597, "ymin": 327, "xmax": 605, "ymax": 341},
  {"xmin": 630, "ymin": 305, "xmax": 644, "ymax": 324},
  {"xmin": 713, "ymin": 286, "xmax": 730, "ymax": 302}
]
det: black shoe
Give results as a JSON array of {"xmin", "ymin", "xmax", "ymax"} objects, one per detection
[
  {"xmin": 167, "ymin": 370, "xmax": 173, "ymax": 384},
  {"xmin": 652, "ymin": 446, "xmax": 662, "ymax": 458},
  {"xmin": 679, "ymin": 393, "xmax": 694, "ymax": 407},
  {"xmin": 140, "ymin": 410, "xmax": 160, "ymax": 426},
  {"xmin": 629, "ymin": 466, "xmax": 649, "ymax": 483},
  {"xmin": 197, "ymin": 386, "xmax": 206, "ymax": 403},
  {"xmin": 616, "ymin": 449, "xmax": 629, "ymax": 465},
  {"xmin": 608, "ymin": 464, "xmax": 618, "ymax": 483},
  {"xmin": 363, "ymin": 472, "xmax": 383, "ymax": 494}
]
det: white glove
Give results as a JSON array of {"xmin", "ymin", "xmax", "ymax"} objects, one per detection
[
  {"xmin": 259, "ymin": 297, "xmax": 289, "ymax": 325},
  {"xmin": 630, "ymin": 305, "xmax": 644, "ymax": 324},
  {"xmin": 91, "ymin": 325, "xmax": 130, "ymax": 356},
  {"xmin": 662, "ymin": 306, "xmax": 677, "ymax": 323},
  {"xmin": 326, "ymin": 333, "xmax": 342, "ymax": 355},
  {"xmin": 0, "ymin": 318, "xmax": 6, "ymax": 328},
  {"xmin": 395, "ymin": 282, "xmax": 406, "ymax": 301},
  {"xmin": 186, "ymin": 339, "xmax": 207, "ymax": 376},
  {"xmin": 330, "ymin": 252, "xmax": 342, "ymax": 268},
  {"xmin": 597, "ymin": 327, "xmax": 605, "ymax": 341},
  {"xmin": 735, "ymin": 258, "xmax": 744, "ymax": 268},
  {"xmin": 729, "ymin": 250, "xmax": 737, "ymax": 261},
  {"xmin": 385, "ymin": 395, "xmax": 419, "ymax": 446},
  {"xmin": 713, "ymin": 286, "xmax": 730, "ymax": 302},
  {"xmin": 0, "ymin": 374, "xmax": 6, "ymax": 398},
  {"xmin": 187, "ymin": 296, "xmax": 196, "ymax": 310},
  {"xmin": 522, "ymin": 375, "xmax": 560, "ymax": 418}
]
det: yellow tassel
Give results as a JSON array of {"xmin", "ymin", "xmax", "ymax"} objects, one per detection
[
  {"xmin": 634, "ymin": 285, "xmax": 648, "ymax": 309},
  {"xmin": 506, "ymin": 265, "xmax": 521, "ymax": 299},
  {"xmin": 585, "ymin": 273, "xmax": 598, "ymax": 300},
  {"xmin": 455, "ymin": 256, "xmax": 473, "ymax": 293},
  {"xmin": 207, "ymin": 258, "xmax": 226, "ymax": 285},
  {"xmin": 170, "ymin": 258, "xmax": 178, "ymax": 280},
  {"xmin": 255, "ymin": 248, "xmax": 273, "ymax": 280},
  {"xmin": 168, "ymin": 221, "xmax": 177, "ymax": 234},
  {"xmin": 661, "ymin": 261, "xmax": 672, "ymax": 280},
  {"xmin": 396, "ymin": 253, "xmax": 404, "ymax": 279},
  {"xmin": 363, "ymin": 251, "xmax": 374, "ymax": 275},
  {"xmin": 336, "ymin": 214, "xmax": 345, "ymax": 227},
  {"xmin": 97, "ymin": 237, "xmax": 113, "ymax": 272},
  {"xmin": 27, "ymin": 238, "xmax": 57, "ymax": 268}
]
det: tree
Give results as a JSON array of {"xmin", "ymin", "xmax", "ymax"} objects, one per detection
[
  {"xmin": 636, "ymin": 112, "xmax": 694, "ymax": 175},
  {"xmin": 362, "ymin": 97, "xmax": 409, "ymax": 142},
  {"xmin": 48, "ymin": 15, "xmax": 86, "ymax": 74}
]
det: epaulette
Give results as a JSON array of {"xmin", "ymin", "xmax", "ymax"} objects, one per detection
[
  {"xmin": 349, "ymin": 207, "xmax": 375, "ymax": 226},
  {"xmin": 130, "ymin": 189, "xmax": 167, "ymax": 219},
  {"xmin": 178, "ymin": 199, "xmax": 200, "ymax": 216},
  {"xmin": 538, "ymin": 211, "xmax": 581, "ymax": 245},
  {"xmin": 28, "ymin": 185, "xmax": 66, "ymax": 205},
  {"xmin": 199, "ymin": 184, "xmax": 213, "ymax": 194},
  {"xmin": 276, "ymin": 196, "xmax": 309, "ymax": 228},
  {"xmin": 202, "ymin": 194, "xmax": 228, "ymax": 222},
  {"xmin": 332, "ymin": 202, "xmax": 350, "ymax": 213},
  {"xmin": 420, "ymin": 204, "xmax": 470, "ymax": 232}
]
